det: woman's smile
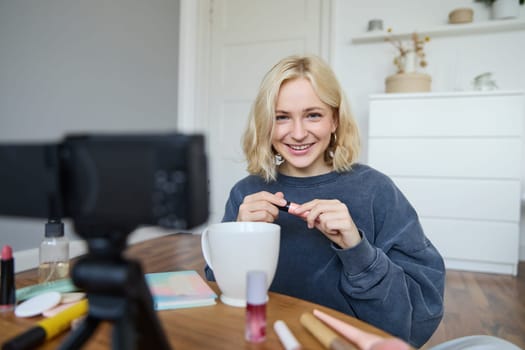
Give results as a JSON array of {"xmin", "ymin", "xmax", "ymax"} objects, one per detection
[{"xmin": 287, "ymin": 143, "xmax": 315, "ymax": 152}]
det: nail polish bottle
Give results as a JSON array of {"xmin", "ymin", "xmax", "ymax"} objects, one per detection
[{"xmin": 245, "ymin": 271, "xmax": 267, "ymax": 343}]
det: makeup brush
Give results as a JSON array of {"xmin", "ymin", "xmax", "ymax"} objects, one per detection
[{"xmin": 312, "ymin": 309, "xmax": 409, "ymax": 350}]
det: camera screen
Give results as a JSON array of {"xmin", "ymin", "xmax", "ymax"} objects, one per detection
[{"xmin": 0, "ymin": 133, "xmax": 209, "ymax": 236}]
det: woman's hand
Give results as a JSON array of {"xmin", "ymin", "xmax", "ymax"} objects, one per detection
[
  {"xmin": 292, "ymin": 199, "xmax": 361, "ymax": 249},
  {"xmin": 237, "ymin": 191, "xmax": 287, "ymax": 223}
]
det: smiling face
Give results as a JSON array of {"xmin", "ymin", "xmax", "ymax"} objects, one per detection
[{"xmin": 272, "ymin": 78, "xmax": 337, "ymax": 177}]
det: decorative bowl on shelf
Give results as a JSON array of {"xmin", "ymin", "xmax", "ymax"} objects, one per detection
[
  {"xmin": 448, "ymin": 8, "xmax": 474, "ymax": 24},
  {"xmin": 385, "ymin": 72, "xmax": 432, "ymax": 93}
]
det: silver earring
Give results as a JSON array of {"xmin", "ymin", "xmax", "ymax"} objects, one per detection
[
  {"xmin": 332, "ymin": 133, "xmax": 337, "ymax": 144},
  {"xmin": 274, "ymin": 153, "xmax": 284, "ymax": 165},
  {"xmin": 329, "ymin": 133, "xmax": 337, "ymax": 158}
]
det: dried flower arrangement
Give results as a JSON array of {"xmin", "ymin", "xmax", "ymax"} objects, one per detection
[{"xmin": 385, "ymin": 29, "xmax": 430, "ymax": 74}]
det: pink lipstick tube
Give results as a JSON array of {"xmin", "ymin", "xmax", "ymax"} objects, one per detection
[{"xmin": 277, "ymin": 201, "xmax": 309, "ymax": 219}]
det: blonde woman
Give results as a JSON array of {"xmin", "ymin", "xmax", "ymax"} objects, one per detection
[{"xmin": 206, "ymin": 55, "xmax": 445, "ymax": 348}]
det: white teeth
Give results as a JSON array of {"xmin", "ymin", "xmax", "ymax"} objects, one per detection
[{"xmin": 290, "ymin": 144, "xmax": 310, "ymax": 150}]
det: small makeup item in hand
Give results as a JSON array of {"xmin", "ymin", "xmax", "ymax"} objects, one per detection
[{"xmin": 277, "ymin": 201, "xmax": 309, "ymax": 219}]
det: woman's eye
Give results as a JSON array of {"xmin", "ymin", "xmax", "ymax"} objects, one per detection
[
  {"xmin": 307, "ymin": 113, "xmax": 322, "ymax": 119},
  {"xmin": 275, "ymin": 115, "xmax": 289, "ymax": 121}
]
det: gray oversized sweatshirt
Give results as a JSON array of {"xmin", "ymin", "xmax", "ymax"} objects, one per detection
[{"xmin": 205, "ymin": 163, "xmax": 445, "ymax": 347}]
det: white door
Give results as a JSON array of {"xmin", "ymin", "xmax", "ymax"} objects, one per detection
[{"xmin": 205, "ymin": 0, "xmax": 331, "ymax": 224}]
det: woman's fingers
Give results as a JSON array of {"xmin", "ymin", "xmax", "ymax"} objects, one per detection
[{"xmin": 237, "ymin": 191, "xmax": 287, "ymax": 222}]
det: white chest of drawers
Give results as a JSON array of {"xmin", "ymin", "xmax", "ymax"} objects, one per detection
[{"xmin": 368, "ymin": 91, "xmax": 524, "ymax": 275}]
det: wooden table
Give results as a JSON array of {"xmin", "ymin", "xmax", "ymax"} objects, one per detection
[{"xmin": 0, "ymin": 233, "xmax": 394, "ymax": 349}]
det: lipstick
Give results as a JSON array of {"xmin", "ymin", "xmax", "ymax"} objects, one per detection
[
  {"xmin": 277, "ymin": 201, "xmax": 309, "ymax": 219},
  {"xmin": 1, "ymin": 245, "xmax": 16, "ymax": 312}
]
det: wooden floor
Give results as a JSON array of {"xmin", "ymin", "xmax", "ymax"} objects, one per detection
[{"xmin": 421, "ymin": 262, "xmax": 525, "ymax": 349}]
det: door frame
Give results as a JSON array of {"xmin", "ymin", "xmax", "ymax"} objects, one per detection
[
  {"xmin": 177, "ymin": 0, "xmax": 333, "ymax": 134},
  {"xmin": 177, "ymin": 0, "xmax": 334, "ymax": 226}
]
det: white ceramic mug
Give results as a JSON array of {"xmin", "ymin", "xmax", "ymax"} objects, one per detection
[{"xmin": 201, "ymin": 222, "xmax": 280, "ymax": 307}]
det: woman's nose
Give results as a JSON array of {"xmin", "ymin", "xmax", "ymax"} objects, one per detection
[{"xmin": 290, "ymin": 120, "xmax": 308, "ymax": 140}]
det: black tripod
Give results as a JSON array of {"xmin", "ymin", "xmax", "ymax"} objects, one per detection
[{"xmin": 59, "ymin": 233, "xmax": 171, "ymax": 350}]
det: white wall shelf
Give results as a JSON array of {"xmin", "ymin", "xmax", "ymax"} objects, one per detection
[{"xmin": 352, "ymin": 18, "xmax": 525, "ymax": 44}]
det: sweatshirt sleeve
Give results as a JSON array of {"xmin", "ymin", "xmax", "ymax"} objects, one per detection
[{"xmin": 335, "ymin": 177, "xmax": 445, "ymax": 348}]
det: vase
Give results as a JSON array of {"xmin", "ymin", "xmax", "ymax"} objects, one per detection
[
  {"xmin": 492, "ymin": 0, "xmax": 520, "ymax": 19},
  {"xmin": 385, "ymin": 72, "xmax": 431, "ymax": 93},
  {"xmin": 403, "ymin": 51, "xmax": 417, "ymax": 73}
]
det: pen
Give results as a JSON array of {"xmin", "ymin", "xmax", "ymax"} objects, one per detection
[
  {"xmin": 2, "ymin": 299, "xmax": 88, "ymax": 350},
  {"xmin": 300, "ymin": 312, "xmax": 357, "ymax": 350},
  {"xmin": 0, "ymin": 245, "xmax": 16, "ymax": 312},
  {"xmin": 274, "ymin": 320, "xmax": 301, "ymax": 350}
]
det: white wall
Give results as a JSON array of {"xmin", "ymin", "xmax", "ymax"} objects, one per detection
[
  {"xmin": 0, "ymin": 0, "xmax": 181, "ymax": 251},
  {"xmin": 332, "ymin": 0, "xmax": 525, "ymax": 260}
]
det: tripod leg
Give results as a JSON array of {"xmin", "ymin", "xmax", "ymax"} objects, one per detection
[
  {"xmin": 67, "ymin": 254, "xmax": 172, "ymax": 350},
  {"xmin": 58, "ymin": 316, "xmax": 100, "ymax": 350},
  {"xmin": 112, "ymin": 261, "xmax": 171, "ymax": 350},
  {"xmin": 135, "ymin": 290, "xmax": 172, "ymax": 350},
  {"xmin": 113, "ymin": 306, "xmax": 137, "ymax": 350}
]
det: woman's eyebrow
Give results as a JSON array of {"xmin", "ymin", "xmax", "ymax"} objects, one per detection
[
  {"xmin": 275, "ymin": 106, "xmax": 326, "ymax": 114},
  {"xmin": 303, "ymin": 106, "xmax": 325, "ymax": 112}
]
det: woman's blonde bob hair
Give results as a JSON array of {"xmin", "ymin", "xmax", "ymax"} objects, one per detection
[{"xmin": 243, "ymin": 55, "xmax": 360, "ymax": 182}]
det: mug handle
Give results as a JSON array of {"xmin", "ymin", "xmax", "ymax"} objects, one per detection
[{"xmin": 201, "ymin": 227, "xmax": 213, "ymax": 270}]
